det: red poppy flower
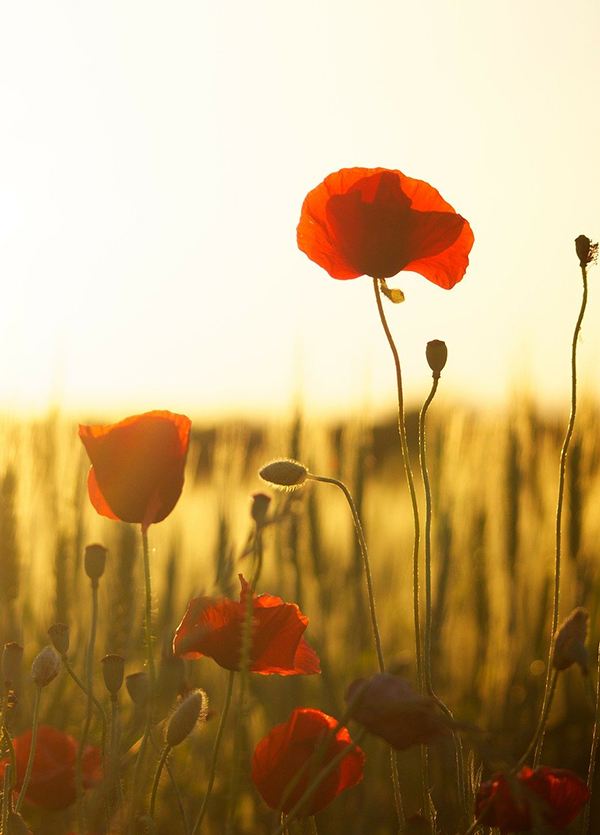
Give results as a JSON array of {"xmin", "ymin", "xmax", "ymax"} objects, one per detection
[
  {"xmin": 297, "ymin": 167, "xmax": 474, "ymax": 288},
  {"xmin": 0, "ymin": 725, "xmax": 101, "ymax": 810},
  {"xmin": 475, "ymin": 766, "xmax": 590, "ymax": 834},
  {"xmin": 251, "ymin": 708, "xmax": 365, "ymax": 815},
  {"xmin": 79, "ymin": 410, "xmax": 191, "ymax": 531},
  {"xmin": 345, "ymin": 674, "xmax": 449, "ymax": 751},
  {"xmin": 173, "ymin": 575, "xmax": 320, "ymax": 675}
]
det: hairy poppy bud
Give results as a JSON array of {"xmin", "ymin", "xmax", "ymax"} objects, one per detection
[
  {"xmin": 84, "ymin": 543, "xmax": 108, "ymax": 584},
  {"xmin": 2, "ymin": 642, "xmax": 24, "ymax": 685},
  {"xmin": 250, "ymin": 492, "xmax": 271, "ymax": 527},
  {"xmin": 166, "ymin": 689, "xmax": 208, "ymax": 747},
  {"xmin": 553, "ymin": 607, "xmax": 589, "ymax": 673},
  {"xmin": 259, "ymin": 459, "xmax": 308, "ymax": 491},
  {"xmin": 575, "ymin": 235, "xmax": 598, "ymax": 268},
  {"xmin": 31, "ymin": 646, "xmax": 60, "ymax": 688},
  {"xmin": 102, "ymin": 654, "xmax": 125, "ymax": 695},
  {"xmin": 426, "ymin": 340, "xmax": 448, "ymax": 379},
  {"xmin": 126, "ymin": 671, "xmax": 150, "ymax": 705},
  {"xmin": 48, "ymin": 624, "xmax": 70, "ymax": 656}
]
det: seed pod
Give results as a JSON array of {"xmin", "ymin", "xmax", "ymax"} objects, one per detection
[
  {"xmin": 48, "ymin": 623, "xmax": 70, "ymax": 656},
  {"xmin": 31, "ymin": 646, "xmax": 60, "ymax": 688},
  {"xmin": 102, "ymin": 654, "xmax": 125, "ymax": 695},
  {"xmin": 84, "ymin": 543, "xmax": 108, "ymax": 583},
  {"xmin": 2, "ymin": 642, "xmax": 24, "ymax": 685},
  {"xmin": 259, "ymin": 459, "xmax": 308, "ymax": 491},
  {"xmin": 426, "ymin": 340, "xmax": 448, "ymax": 379},
  {"xmin": 166, "ymin": 689, "xmax": 208, "ymax": 747},
  {"xmin": 553, "ymin": 607, "xmax": 589, "ymax": 673},
  {"xmin": 126, "ymin": 671, "xmax": 150, "ymax": 705}
]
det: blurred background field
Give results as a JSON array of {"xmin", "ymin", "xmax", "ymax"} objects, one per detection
[{"xmin": 0, "ymin": 399, "xmax": 598, "ymax": 833}]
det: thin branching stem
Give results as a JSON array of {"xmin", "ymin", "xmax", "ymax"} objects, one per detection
[
  {"xmin": 583, "ymin": 645, "xmax": 600, "ymax": 834},
  {"xmin": 77, "ymin": 579, "xmax": 99, "ymax": 834},
  {"xmin": 515, "ymin": 670, "xmax": 559, "ymax": 772},
  {"xmin": 149, "ymin": 743, "xmax": 171, "ymax": 820}
]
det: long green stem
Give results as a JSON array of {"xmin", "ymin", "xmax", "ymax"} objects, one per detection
[
  {"xmin": 149, "ymin": 729, "xmax": 190, "ymax": 834},
  {"xmin": 307, "ymin": 474, "xmax": 385, "ymax": 673},
  {"xmin": 536, "ymin": 263, "xmax": 588, "ymax": 767},
  {"xmin": 149, "ymin": 743, "xmax": 171, "ymax": 820},
  {"xmin": 583, "ymin": 646, "xmax": 600, "ymax": 834},
  {"xmin": 191, "ymin": 669, "xmax": 235, "ymax": 835},
  {"xmin": 130, "ymin": 527, "xmax": 157, "ymax": 826},
  {"xmin": 515, "ymin": 670, "xmax": 558, "ymax": 771},
  {"xmin": 110, "ymin": 695, "xmax": 124, "ymax": 826},
  {"xmin": 419, "ymin": 377, "xmax": 467, "ymax": 821},
  {"xmin": 77, "ymin": 579, "xmax": 99, "ymax": 834},
  {"xmin": 1, "ymin": 683, "xmax": 17, "ymax": 794},
  {"xmin": 14, "ymin": 685, "xmax": 41, "ymax": 814},
  {"xmin": 2, "ymin": 762, "xmax": 11, "ymax": 831}
]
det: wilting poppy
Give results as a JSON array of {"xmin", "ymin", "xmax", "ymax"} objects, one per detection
[
  {"xmin": 251, "ymin": 708, "xmax": 365, "ymax": 815},
  {"xmin": 345, "ymin": 674, "xmax": 450, "ymax": 751},
  {"xmin": 173, "ymin": 575, "xmax": 320, "ymax": 675},
  {"xmin": 0, "ymin": 725, "xmax": 101, "ymax": 810},
  {"xmin": 475, "ymin": 766, "xmax": 590, "ymax": 834},
  {"xmin": 297, "ymin": 167, "xmax": 474, "ymax": 289},
  {"xmin": 79, "ymin": 410, "xmax": 191, "ymax": 531}
]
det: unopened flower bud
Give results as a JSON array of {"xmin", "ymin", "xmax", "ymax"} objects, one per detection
[
  {"xmin": 126, "ymin": 671, "xmax": 150, "ymax": 705},
  {"xmin": 426, "ymin": 340, "xmax": 448, "ymax": 379},
  {"xmin": 259, "ymin": 459, "xmax": 308, "ymax": 491},
  {"xmin": 102, "ymin": 654, "xmax": 125, "ymax": 695},
  {"xmin": 2, "ymin": 642, "xmax": 24, "ymax": 685},
  {"xmin": 135, "ymin": 816, "xmax": 157, "ymax": 835},
  {"xmin": 250, "ymin": 492, "xmax": 271, "ymax": 527},
  {"xmin": 553, "ymin": 607, "xmax": 589, "ymax": 673},
  {"xmin": 84, "ymin": 543, "xmax": 108, "ymax": 584},
  {"xmin": 166, "ymin": 689, "xmax": 208, "ymax": 747},
  {"xmin": 31, "ymin": 646, "xmax": 60, "ymax": 688},
  {"xmin": 48, "ymin": 623, "xmax": 70, "ymax": 656},
  {"xmin": 575, "ymin": 235, "xmax": 598, "ymax": 268}
]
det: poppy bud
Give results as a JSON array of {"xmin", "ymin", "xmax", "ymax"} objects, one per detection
[
  {"xmin": 250, "ymin": 492, "xmax": 271, "ymax": 527},
  {"xmin": 2, "ymin": 642, "xmax": 24, "ymax": 685},
  {"xmin": 48, "ymin": 623, "xmax": 70, "ymax": 656},
  {"xmin": 575, "ymin": 235, "xmax": 598, "ymax": 268},
  {"xmin": 166, "ymin": 689, "xmax": 208, "ymax": 747},
  {"xmin": 6, "ymin": 812, "xmax": 31, "ymax": 835},
  {"xmin": 259, "ymin": 459, "xmax": 308, "ymax": 491},
  {"xmin": 102, "ymin": 654, "xmax": 125, "ymax": 695},
  {"xmin": 84, "ymin": 543, "xmax": 108, "ymax": 584},
  {"xmin": 31, "ymin": 646, "xmax": 60, "ymax": 688},
  {"xmin": 135, "ymin": 816, "xmax": 157, "ymax": 835},
  {"xmin": 426, "ymin": 340, "xmax": 448, "ymax": 379},
  {"xmin": 126, "ymin": 671, "xmax": 150, "ymax": 705},
  {"xmin": 552, "ymin": 607, "xmax": 589, "ymax": 673}
]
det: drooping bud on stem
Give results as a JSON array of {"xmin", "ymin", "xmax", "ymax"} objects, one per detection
[
  {"xmin": 48, "ymin": 623, "xmax": 70, "ymax": 656},
  {"xmin": 31, "ymin": 647, "xmax": 60, "ymax": 688},
  {"xmin": 102, "ymin": 654, "xmax": 125, "ymax": 696},
  {"xmin": 166, "ymin": 689, "xmax": 208, "ymax": 747},
  {"xmin": 259, "ymin": 459, "xmax": 308, "ymax": 491},
  {"xmin": 553, "ymin": 607, "xmax": 589, "ymax": 673},
  {"xmin": 2, "ymin": 642, "xmax": 24, "ymax": 686},
  {"xmin": 126, "ymin": 671, "xmax": 150, "ymax": 706},
  {"xmin": 575, "ymin": 235, "xmax": 598, "ymax": 268},
  {"xmin": 250, "ymin": 492, "xmax": 271, "ymax": 528},
  {"xmin": 426, "ymin": 340, "xmax": 448, "ymax": 380},
  {"xmin": 84, "ymin": 543, "xmax": 108, "ymax": 585}
]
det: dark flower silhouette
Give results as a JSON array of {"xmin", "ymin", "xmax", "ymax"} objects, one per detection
[
  {"xmin": 0, "ymin": 725, "xmax": 101, "ymax": 810},
  {"xmin": 79, "ymin": 410, "xmax": 191, "ymax": 531},
  {"xmin": 345, "ymin": 674, "xmax": 449, "ymax": 750},
  {"xmin": 173, "ymin": 575, "xmax": 320, "ymax": 675},
  {"xmin": 297, "ymin": 167, "xmax": 473, "ymax": 288},
  {"xmin": 475, "ymin": 766, "xmax": 590, "ymax": 833},
  {"xmin": 251, "ymin": 708, "xmax": 364, "ymax": 814}
]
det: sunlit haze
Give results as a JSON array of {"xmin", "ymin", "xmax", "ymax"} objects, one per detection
[{"xmin": 1, "ymin": 1, "xmax": 599, "ymax": 421}]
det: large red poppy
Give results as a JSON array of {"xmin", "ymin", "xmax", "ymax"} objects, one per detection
[
  {"xmin": 0, "ymin": 725, "xmax": 101, "ymax": 810},
  {"xmin": 297, "ymin": 167, "xmax": 474, "ymax": 288},
  {"xmin": 173, "ymin": 575, "xmax": 320, "ymax": 675},
  {"xmin": 79, "ymin": 410, "xmax": 191, "ymax": 531},
  {"xmin": 475, "ymin": 766, "xmax": 590, "ymax": 833},
  {"xmin": 251, "ymin": 708, "xmax": 365, "ymax": 815},
  {"xmin": 345, "ymin": 674, "xmax": 449, "ymax": 751}
]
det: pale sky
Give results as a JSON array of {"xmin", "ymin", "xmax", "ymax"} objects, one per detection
[{"xmin": 1, "ymin": 1, "xmax": 599, "ymax": 421}]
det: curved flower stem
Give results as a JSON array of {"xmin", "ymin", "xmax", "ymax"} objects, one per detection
[
  {"xmin": 514, "ymin": 670, "xmax": 558, "ymax": 772},
  {"xmin": 149, "ymin": 729, "xmax": 189, "ymax": 834},
  {"xmin": 77, "ymin": 578, "xmax": 99, "ymax": 835},
  {"xmin": 14, "ymin": 685, "xmax": 41, "ymax": 814},
  {"xmin": 535, "ymin": 262, "xmax": 588, "ymax": 767},
  {"xmin": 269, "ymin": 730, "xmax": 367, "ymax": 835},
  {"xmin": 110, "ymin": 694, "xmax": 124, "ymax": 827},
  {"xmin": 419, "ymin": 376, "xmax": 467, "ymax": 821},
  {"xmin": 583, "ymin": 646, "xmax": 600, "ymax": 834},
  {"xmin": 149, "ymin": 743, "xmax": 171, "ymax": 820},
  {"xmin": 130, "ymin": 526, "xmax": 157, "ymax": 826},
  {"xmin": 307, "ymin": 474, "xmax": 385, "ymax": 673},
  {"xmin": 1, "ymin": 683, "xmax": 17, "ymax": 794},
  {"xmin": 191, "ymin": 669, "xmax": 235, "ymax": 835}
]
